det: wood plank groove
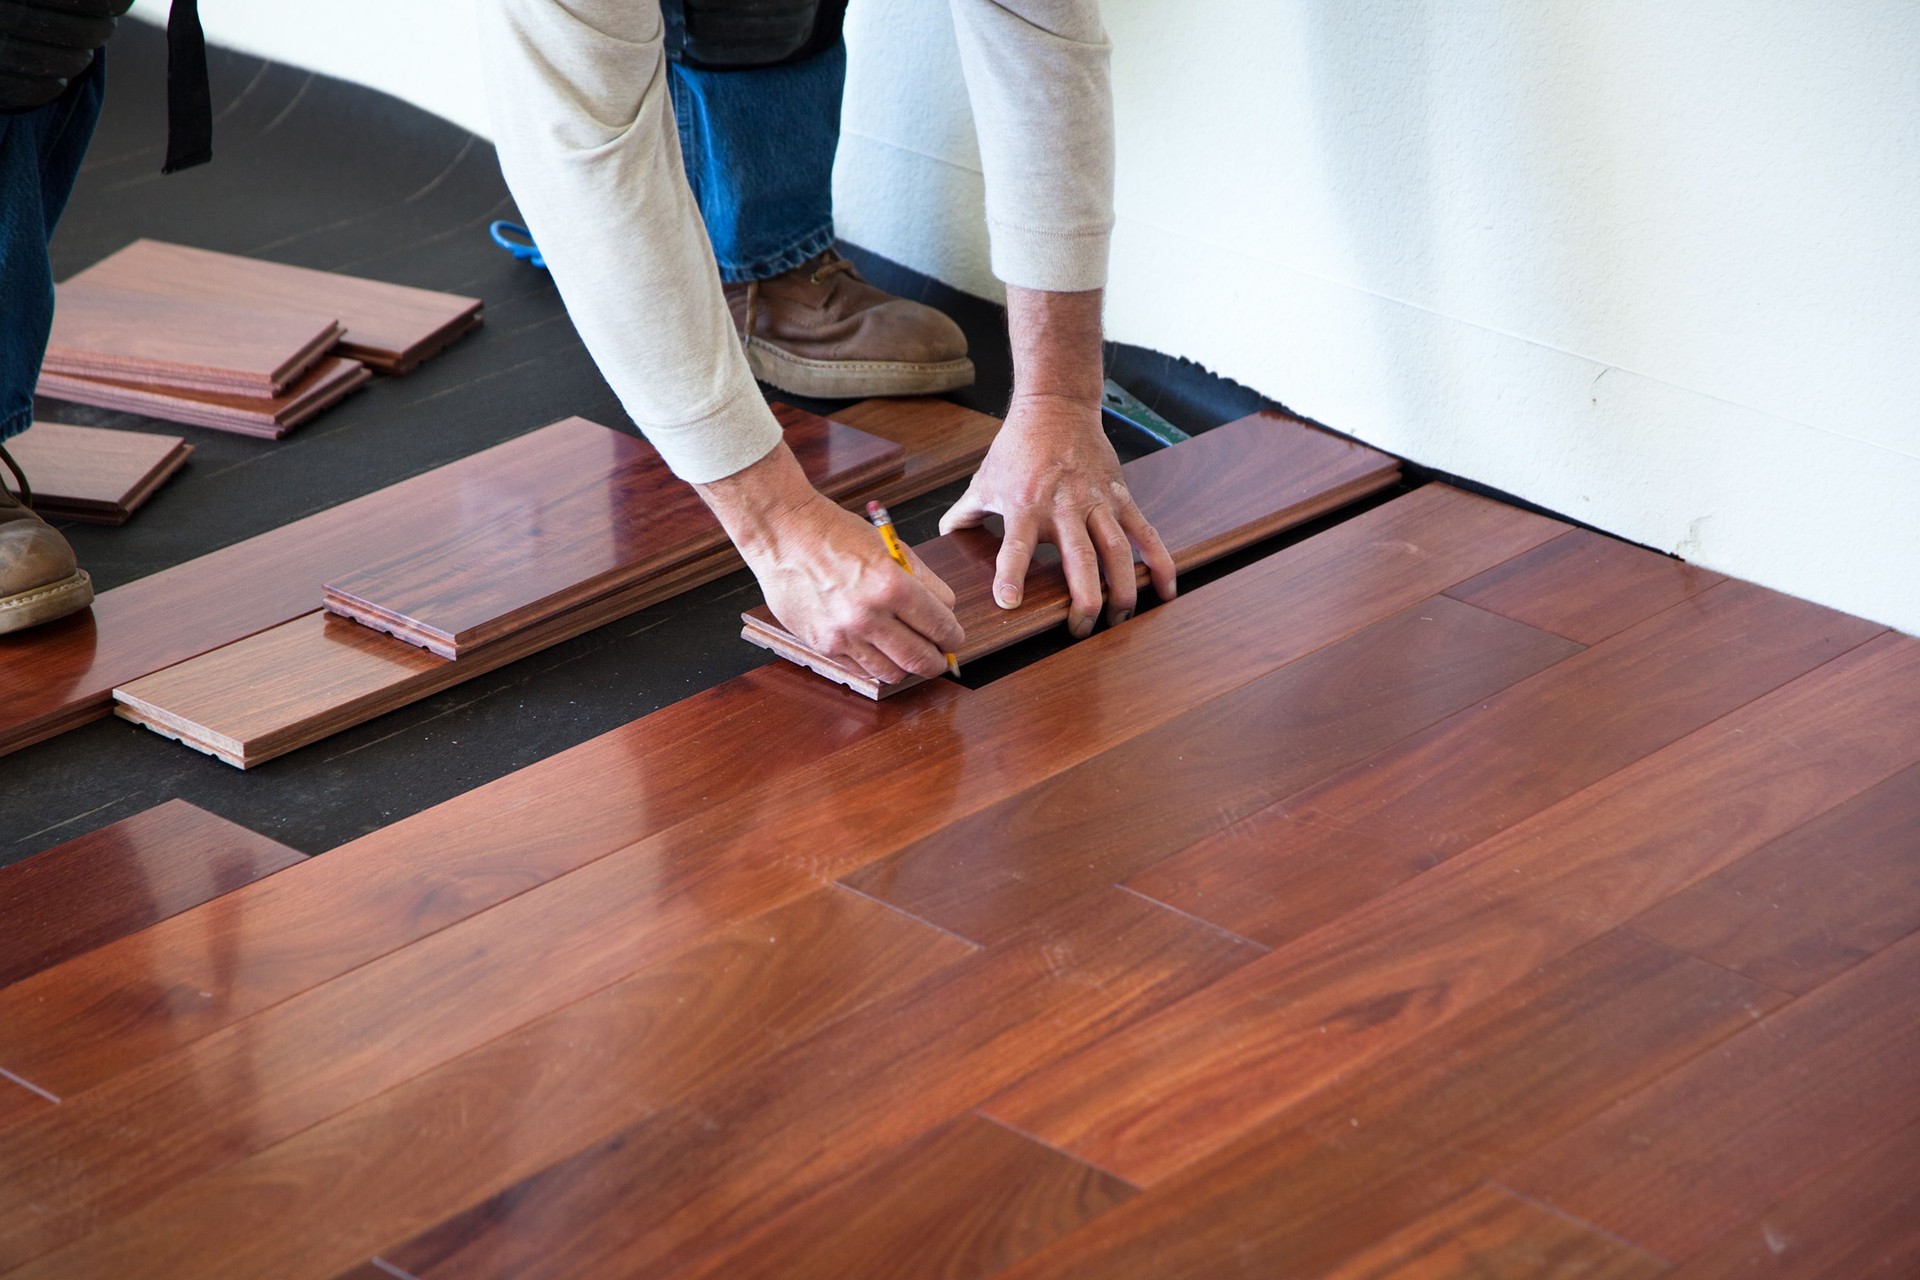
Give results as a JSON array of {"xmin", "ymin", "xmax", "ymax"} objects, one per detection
[
  {"xmin": 1445, "ymin": 526, "xmax": 1726, "ymax": 644},
  {"xmin": 841, "ymin": 596, "xmax": 1581, "ymax": 943},
  {"xmin": 45, "ymin": 281, "xmax": 340, "ymax": 395},
  {"xmin": 1128, "ymin": 577, "xmax": 1884, "ymax": 949},
  {"xmin": 2, "ymin": 422, "xmax": 191, "ymax": 525},
  {"xmin": 983, "ymin": 631, "xmax": 1920, "ymax": 1187},
  {"xmin": 1317, "ymin": 1185, "xmax": 1668, "ymax": 1280},
  {"xmin": 39, "ymin": 355, "xmax": 371, "ymax": 439},
  {"xmin": 742, "ymin": 411, "xmax": 1402, "ymax": 697}
]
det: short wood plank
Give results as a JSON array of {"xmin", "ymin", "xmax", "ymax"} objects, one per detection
[
  {"xmin": 842, "ymin": 596, "xmax": 1580, "ymax": 943},
  {"xmin": 1446, "ymin": 526, "xmax": 1725, "ymax": 644},
  {"xmin": 830, "ymin": 395, "xmax": 1004, "ymax": 507},
  {"xmin": 4, "ymin": 886, "xmax": 975, "ymax": 1278},
  {"xmin": 45, "ymin": 282, "xmax": 340, "ymax": 396},
  {"xmin": 1130, "ymin": 578, "xmax": 1884, "ymax": 948},
  {"xmin": 324, "ymin": 403, "xmax": 904, "ymax": 658},
  {"xmin": 38, "ymin": 356, "xmax": 371, "ymax": 440},
  {"xmin": 742, "ymin": 411, "xmax": 1402, "ymax": 697},
  {"xmin": 0, "ymin": 799, "xmax": 304, "ymax": 990},
  {"xmin": 1631, "ymin": 759, "xmax": 1920, "ymax": 993},
  {"xmin": 1665, "ymin": 1116, "xmax": 1920, "ymax": 1280},
  {"xmin": 1318, "ymin": 1185, "xmax": 1667, "ymax": 1280},
  {"xmin": 71, "ymin": 239, "xmax": 483, "ymax": 373},
  {"xmin": 984, "ymin": 632, "xmax": 1920, "ymax": 1186},
  {"xmin": 2, "ymin": 422, "xmax": 190, "ymax": 525},
  {"xmin": 1504, "ymin": 926, "xmax": 1920, "ymax": 1260}
]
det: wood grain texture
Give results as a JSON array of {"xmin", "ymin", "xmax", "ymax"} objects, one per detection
[
  {"xmin": 743, "ymin": 411, "xmax": 1401, "ymax": 697},
  {"xmin": 325, "ymin": 403, "xmax": 903, "ymax": 658},
  {"xmin": 985, "ymin": 632, "xmax": 1920, "ymax": 1186},
  {"xmin": 842, "ymin": 596, "xmax": 1580, "ymax": 944},
  {"xmin": 830, "ymin": 395, "xmax": 1004, "ymax": 507},
  {"xmin": 993, "ymin": 929, "xmax": 1779, "ymax": 1279},
  {"xmin": 1317, "ymin": 1185, "xmax": 1667, "ymax": 1280},
  {"xmin": 45, "ymin": 281, "xmax": 340, "ymax": 395},
  {"xmin": 0, "ymin": 799, "xmax": 303, "ymax": 991},
  {"xmin": 1665, "ymin": 1117, "xmax": 1920, "ymax": 1280},
  {"xmin": 1129, "ymin": 578, "xmax": 1883, "ymax": 949},
  {"xmin": 71, "ymin": 238, "xmax": 483, "ymax": 373},
  {"xmin": 2, "ymin": 422, "xmax": 190, "ymax": 524},
  {"xmin": 0, "ymin": 664, "xmax": 964, "ymax": 1104},
  {"xmin": 1504, "ymin": 926, "xmax": 1920, "ymax": 1260},
  {"xmin": 38, "ymin": 355, "xmax": 370, "ymax": 439},
  {"xmin": 1446, "ymin": 527, "xmax": 1726, "ymax": 644},
  {"xmin": 3, "ymin": 886, "xmax": 975, "ymax": 1278},
  {"xmin": 1631, "ymin": 759, "xmax": 1920, "ymax": 993}
]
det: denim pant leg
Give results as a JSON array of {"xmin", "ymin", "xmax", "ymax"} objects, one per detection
[
  {"xmin": 667, "ymin": 39, "xmax": 844, "ymax": 285},
  {"xmin": 0, "ymin": 50, "xmax": 107, "ymax": 443}
]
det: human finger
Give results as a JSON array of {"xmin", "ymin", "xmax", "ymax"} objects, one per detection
[
  {"xmin": 1056, "ymin": 520, "xmax": 1106, "ymax": 640},
  {"xmin": 992, "ymin": 513, "xmax": 1040, "ymax": 609},
  {"xmin": 1088, "ymin": 504, "xmax": 1139, "ymax": 626},
  {"xmin": 1117, "ymin": 493, "xmax": 1177, "ymax": 602}
]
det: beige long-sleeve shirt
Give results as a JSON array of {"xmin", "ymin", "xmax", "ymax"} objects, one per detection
[{"xmin": 478, "ymin": 0, "xmax": 1114, "ymax": 483}]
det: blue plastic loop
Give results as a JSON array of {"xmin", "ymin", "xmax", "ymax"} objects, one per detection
[{"xmin": 489, "ymin": 220, "xmax": 546, "ymax": 269}]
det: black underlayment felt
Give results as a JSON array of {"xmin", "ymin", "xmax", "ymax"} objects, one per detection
[{"xmin": 3, "ymin": 19, "xmax": 1283, "ymax": 865}]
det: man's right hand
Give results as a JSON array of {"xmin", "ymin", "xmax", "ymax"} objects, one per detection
[{"xmin": 699, "ymin": 440, "xmax": 963, "ymax": 685}]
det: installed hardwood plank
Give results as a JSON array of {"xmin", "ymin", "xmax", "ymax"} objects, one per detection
[
  {"xmin": 1504, "ymin": 926, "xmax": 1920, "ymax": 1260},
  {"xmin": 1317, "ymin": 1185, "xmax": 1666, "ymax": 1280},
  {"xmin": 0, "ymin": 799, "xmax": 303, "ymax": 991},
  {"xmin": 325, "ymin": 403, "xmax": 903, "ymax": 658},
  {"xmin": 5, "ymin": 886, "xmax": 974, "ymax": 1278},
  {"xmin": 39, "ymin": 355, "xmax": 371, "ymax": 439},
  {"xmin": 2, "ymin": 422, "xmax": 190, "ymax": 525},
  {"xmin": 985, "ymin": 632, "xmax": 1920, "ymax": 1186},
  {"xmin": 45, "ymin": 281, "xmax": 340, "ymax": 396},
  {"xmin": 1446, "ymin": 527, "xmax": 1725, "ymax": 644},
  {"xmin": 1665, "ymin": 1117, "xmax": 1920, "ymax": 1280},
  {"xmin": 1130, "ymin": 578, "xmax": 1882, "ymax": 948},
  {"xmin": 72, "ymin": 239, "xmax": 483, "ymax": 373},
  {"xmin": 742, "ymin": 411, "xmax": 1401, "ymax": 697},
  {"xmin": 843, "ymin": 596, "xmax": 1580, "ymax": 943},
  {"xmin": 1631, "ymin": 760, "xmax": 1920, "ymax": 994}
]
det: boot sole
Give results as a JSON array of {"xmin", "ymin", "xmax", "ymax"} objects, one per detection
[
  {"xmin": 0, "ymin": 567, "xmax": 93, "ymax": 635},
  {"xmin": 745, "ymin": 339, "xmax": 976, "ymax": 399}
]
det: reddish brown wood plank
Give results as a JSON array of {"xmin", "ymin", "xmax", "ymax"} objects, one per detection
[
  {"xmin": 985, "ymin": 633, "xmax": 1920, "ymax": 1187},
  {"xmin": 743, "ymin": 411, "xmax": 1401, "ymax": 697},
  {"xmin": 325, "ymin": 404, "xmax": 902, "ymax": 658},
  {"xmin": 38, "ymin": 356, "xmax": 371, "ymax": 439},
  {"xmin": 1317, "ymin": 1185, "xmax": 1667, "ymax": 1280},
  {"xmin": 71, "ymin": 239, "xmax": 483, "ymax": 373},
  {"xmin": 1665, "ymin": 1117, "xmax": 1920, "ymax": 1279},
  {"xmin": 0, "ymin": 800, "xmax": 304, "ymax": 991},
  {"xmin": 45, "ymin": 282, "xmax": 339, "ymax": 395},
  {"xmin": 6, "ymin": 886, "xmax": 974, "ymax": 1278},
  {"xmin": 830, "ymin": 396, "xmax": 1004, "ymax": 507},
  {"xmin": 2, "ymin": 422, "xmax": 190, "ymax": 525},
  {"xmin": 1504, "ymin": 926, "xmax": 1920, "ymax": 1260},
  {"xmin": 842, "ymin": 596, "xmax": 1580, "ymax": 943},
  {"xmin": 1130, "ymin": 578, "xmax": 1883, "ymax": 949},
  {"xmin": 1446, "ymin": 527, "xmax": 1725, "ymax": 644},
  {"xmin": 1631, "ymin": 760, "xmax": 1920, "ymax": 993}
]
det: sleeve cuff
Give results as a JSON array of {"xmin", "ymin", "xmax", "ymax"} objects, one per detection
[
  {"xmin": 987, "ymin": 218, "xmax": 1112, "ymax": 294},
  {"xmin": 642, "ymin": 380, "xmax": 786, "ymax": 485}
]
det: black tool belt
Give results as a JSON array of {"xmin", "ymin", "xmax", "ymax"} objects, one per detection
[{"xmin": 662, "ymin": 0, "xmax": 849, "ymax": 70}]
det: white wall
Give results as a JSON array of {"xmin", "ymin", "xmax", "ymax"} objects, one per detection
[{"xmin": 136, "ymin": 1, "xmax": 1920, "ymax": 634}]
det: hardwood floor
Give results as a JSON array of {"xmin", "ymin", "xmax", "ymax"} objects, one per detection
[{"xmin": 2, "ymin": 416, "xmax": 1914, "ymax": 1279}]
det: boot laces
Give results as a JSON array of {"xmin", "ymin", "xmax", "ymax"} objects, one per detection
[
  {"xmin": 808, "ymin": 252, "xmax": 857, "ymax": 286},
  {"xmin": 0, "ymin": 443, "xmax": 30, "ymax": 509}
]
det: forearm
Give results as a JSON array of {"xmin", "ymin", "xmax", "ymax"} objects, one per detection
[{"xmin": 1006, "ymin": 284, "xmax": 1105, "ymax": 408}]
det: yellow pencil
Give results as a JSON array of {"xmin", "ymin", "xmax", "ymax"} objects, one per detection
[{"xmin": 867, "ymin": 501, "xmax": 960, "ymax": 678}]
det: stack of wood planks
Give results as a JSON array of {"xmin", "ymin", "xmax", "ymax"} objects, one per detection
[
  {"xmin": 35, "ymin": 240, "xmax": 482, "ymax": 437},
  {"xmin": 2, "ymin": 422, "xmax": 191, "ymax": 525},
  {"xmin": 1, "ymin": 473, "xmax": 1913, "ymax": 1278}
]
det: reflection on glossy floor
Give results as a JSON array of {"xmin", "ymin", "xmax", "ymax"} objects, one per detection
[{"xmin": 1, "ymin": 482, "xmax": 1915, "ymax": 1279}]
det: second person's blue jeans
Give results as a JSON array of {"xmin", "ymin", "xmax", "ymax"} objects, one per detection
[{"xmin": 667, "ymin": 38, "xmax": 845, "ymax": 284}]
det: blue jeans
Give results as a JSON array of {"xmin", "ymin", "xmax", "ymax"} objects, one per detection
[
  {"xmin": 0, "ymin": 51, "xmax": 107, "ymax": 443},
  {"xmin": 668, "ymin": 39, "xmax": 843, "ymax": 284}
]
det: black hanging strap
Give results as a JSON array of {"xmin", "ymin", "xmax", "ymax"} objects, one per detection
[{"xmin": 161, "ymin": 0, "xmax": 209, "ymax": 173}]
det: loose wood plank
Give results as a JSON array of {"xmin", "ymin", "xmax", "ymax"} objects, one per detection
[
  {"xmin": 1504, "ymin": 926, "xmax": 1920, "ymax": 1260},
  {"xmin": 71, "ymin": 239, "xmax": 483, "ymax": 374},
  {"xmin": 742, "ymin": 411, "xmax": 1402, "ymax": 697},
  {"xmin": 38, "ymin": 356, "xmax": 371, "ymax": 439},
  {"xmin": 1446, "ymin": 527, "xmax": 1725, "ymax": 644},
  {"xmin": 324, "ymin": 403, "xmax": 903, "ymax": 658},
  {"xmin": 1130, "ymin": 577, "xmax": 1883, "ymax": 948},
  {"xmin": 1316, "ymin": 1185, "xmax": 1667, "ymax": 1280},
  {"xmin": 0, "ymin": 799, "xmax": 303, "ymax": 991},
  {"xmin": 842, "ymin": 596, "xmax": 1580, "ymax": 943},
  {"xmin": 1631, "ymin": 759, "xmax": 1920, "ymax": 993},
  {"xmin": 2, "ymin": 422, "xmax": 190, "ymax": 525},
  {"xmin": 4, "ymin": 886, "xmax": 975, "ymax": 1278},
  {"xmin": 45, "ymin": 282, "xmax": 340, "ymax": 396},
  {"xmin": 984, "ymin": 632, "xmax": 1920, "ymax": 1186},
  {"xmin": 830, "ymin": 395, "xmax": 1004, "ymax": 507}
]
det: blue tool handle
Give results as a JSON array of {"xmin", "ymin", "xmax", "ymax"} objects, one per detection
[{"xmin": 489, "ymin": 220, "xmax": 546, "ymax": 269}]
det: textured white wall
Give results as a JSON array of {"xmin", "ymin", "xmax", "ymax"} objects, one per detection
[{"xmin": 133, "ymin": 1, "xmax": 1920, "ymax": 633}]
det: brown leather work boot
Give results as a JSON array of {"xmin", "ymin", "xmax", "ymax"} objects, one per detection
[
  {"xmin": 724, "ymin": 250, "xmax": 974, "ymax": 398},
  {"xmin": 0, "ymin": 444, "xmax": 93, "ymax": 635}
]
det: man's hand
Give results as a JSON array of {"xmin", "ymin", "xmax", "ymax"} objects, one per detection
[
  {"xmin": 700, "ymin": 440, "xmax": 963, "ymax": 685},
  {"xmin": 940, "ymin": 285, "xmax": 1175, "ymax": 638}
]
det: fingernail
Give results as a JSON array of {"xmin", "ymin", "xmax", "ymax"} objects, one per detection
[
  {"xmin": 996, "ymin": 584, "xmax": 1021, "ymax": 608},
  {"xmin": 1114, "ymin": 610, "xmax": 1131, "ymax": 625},
  {"xmin": 1070, "ymin": 614, "xmax": 1093, "ymax": 640}
]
